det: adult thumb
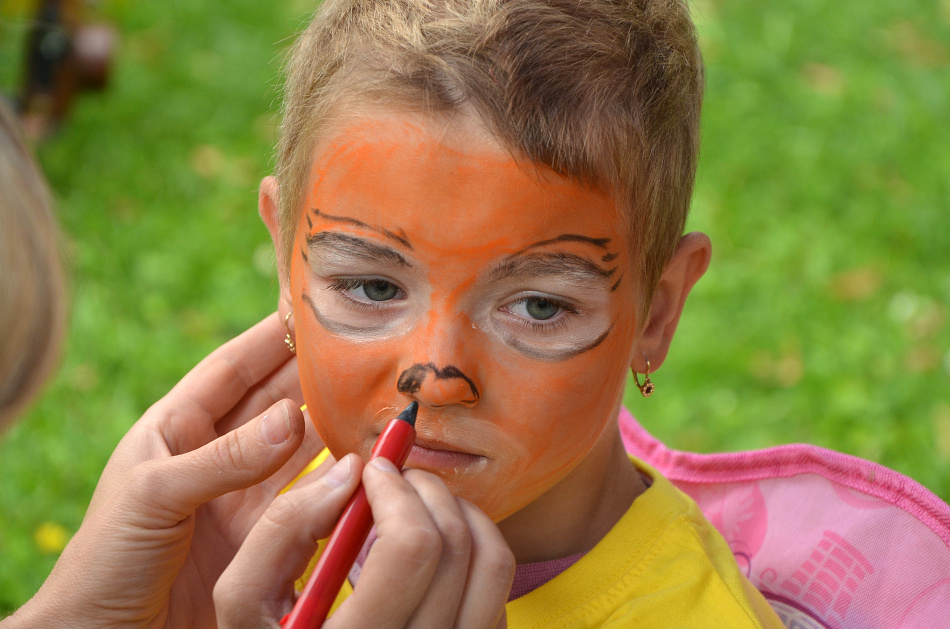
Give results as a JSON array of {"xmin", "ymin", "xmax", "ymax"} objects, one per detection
[{"xmin": 132, "ymin": 399, "xmax": 305, "ymax": 518}]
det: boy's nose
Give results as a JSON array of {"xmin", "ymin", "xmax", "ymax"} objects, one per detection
[
  {"xmin": 395, "ymin": 314, "xmax": 482, "ymax": 408},
  {"xmin": 396, "ymin": 362, "xmax": 480, "ymax": 408}
]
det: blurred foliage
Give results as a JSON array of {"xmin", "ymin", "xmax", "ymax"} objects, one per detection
[
  {"xmin": 1, "ymin": 0, "xmax": 948, "ymax": 615},
  {"xmin": 623, "ymin": 0, "xmax": 950, "ymax": 493}
]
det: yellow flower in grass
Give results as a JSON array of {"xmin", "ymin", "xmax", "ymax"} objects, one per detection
[{"xmin": 34, "ymin": 521, "xmax": 70, "ymax": 554}]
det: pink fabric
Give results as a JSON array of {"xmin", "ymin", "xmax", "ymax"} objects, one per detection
[
  {"xmin": 619, "ymin": 407, "xmax": 950, "ymax": 629},
  {"xmin": 508, "ymin": 552, "xmax": 584, "ymax": 601},
  {"xmin": 348, "ymin": 529, "xmax": 377, "ymax": 585},
  {"xmin": 351, "ymin": 527, "xmax": 585, "ymax": 602}
]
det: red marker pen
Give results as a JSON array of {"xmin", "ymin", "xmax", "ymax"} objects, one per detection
[{"xmin": 281, "ymin": 401, "xmax": 419, "ymax": 629}]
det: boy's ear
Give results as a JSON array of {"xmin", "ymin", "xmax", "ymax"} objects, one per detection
[
  {"xmin": 632, "ymin": 232, "xmax": 711, "ymax": 373},
  {"xmin": 258, "ymin": 176, "xmax": 293, "ymax": 312}
]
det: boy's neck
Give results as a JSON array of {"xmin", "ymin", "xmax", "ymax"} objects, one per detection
[{"xmin": 497, "ymin": 425, "xmax": 645, "ymax": 564}]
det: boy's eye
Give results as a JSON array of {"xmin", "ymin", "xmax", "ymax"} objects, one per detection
[
  {"xmin": 524, "ymin": 297, "xmax": 559, "ymax": 320},
  {"xmin": 509, "ymin": 296, "xmax": 567, "ymax": 321},
  {"xmin": 363, "ymin": 279, "xmax": 399, "ymax": 301},
  {"xmin": 328, "ymin": 277, "xmax": 405, "ymax": 304}
]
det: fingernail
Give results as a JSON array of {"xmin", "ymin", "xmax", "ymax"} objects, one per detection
[
  {"xmin": 322, "ymin": 455, "xmax": 353, "ymax": 487},
  {"xmin": 369, "ymin": 457, "xmax": 398, "ymax": 473},
  {"xmin": 260, "ymin": 404, "xmax": 291, "ymax": 445}
]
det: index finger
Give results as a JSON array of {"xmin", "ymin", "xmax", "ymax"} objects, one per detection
[
  {"xmin": 150, "ymin": 312, "xmax": 293, "ymax": 440},
  {"xmin": 327, "ymin": 460, "xmax": 443, "ymax": 629}
]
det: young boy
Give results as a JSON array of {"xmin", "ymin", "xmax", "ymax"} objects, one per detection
[{"xmin": 253, "ymin": 0, "xmax": 784, "ymax": 626}]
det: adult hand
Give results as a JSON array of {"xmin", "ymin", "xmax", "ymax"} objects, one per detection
[
  {"xmin": 5, "ymin": 312, "xmax": 323, "ymax": 629},
  {"xmin": 215, "ymin": 456, "xmax": 515, "ymax": 629}
]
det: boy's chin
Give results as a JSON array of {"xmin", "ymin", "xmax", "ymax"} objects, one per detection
[{"xmin": 447, "ymin": 475, "xmax": 547, "ymax": 523}]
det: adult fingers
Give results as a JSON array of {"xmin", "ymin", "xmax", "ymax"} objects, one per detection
[
  {"xmin": 266, "ymin": 406, "xmax": 327, "ymax": 491},
  {"xmin": 214, "ymin": 353, "xmax": 304, "ymax": 436},
  {"xmin": 214, "ymin": 454, "xmax": 363, "ymax": 629},
  {"xmin": 87, "ymin": 315, "xmax": 299, "ymax": 514},
  {"xmin": 152, "ymin": 313, "xmax": 293, "ymax": 450},
  {"xmin": 398, "ymin": 473, "xmax": 513, "ymax": 629},
  {"xmin": 400, "ymin": 469, "xmax": 473, "ymax": 628},
  {"xmin": 327, "ymin": 459, "xmax": 443, "ymax": 629},
  {"xmin": 123, "ymin": 399, "xmax": 306, "ymax": 523},
  {"xmin": 452, "ymin": 499, "xmax": 515, "ymax": 629}
]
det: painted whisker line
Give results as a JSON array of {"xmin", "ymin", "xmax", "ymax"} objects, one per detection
[
  {"xmin": 510, "ymin": 233, "xmax": 611, "ymax": 257},
  {"xmin": 301, "ymin": 247, "xmax": 308, "ymax": 263},
  {"xmin": 566, "ymin": 324, "xmax": 613, "ymax": 358},
  {"xmin": 505, "ymin": 322, "xmax": 614, "ymax": 362},
  {"xmin": 301, "ymin": 292, "xmax": 320, "ymax": 320},
  {"xmin": 311, "ymin": 207, "xmax": 414, "ymax": 250},
  {"xmin": 490, "ymin": 252, "xmax": 615, "ymax": 290},
  {"xmin": 307, "ymin": 231, "xmax": 412, "ymax": 268},
  {"xmin": 301, "ymin": 292, "xmax": 392, "ymax": 337},
  {"xmin": 602, "ymin": 252, "xmax": 618, "ymax": 263},
  {"xmin": 306, "ymin": 214, "xmax": 313, "ymax": 229},
  {"xmin": 383, "ymin": 228, "xmax": 412, "ymax": 250},
  {"xmin": 311, "ymin": 207, "xmax": 370, "ymax": 230},
  {"xmin": 610, "ymin": 273, "xmax": 623, "ymax": 292}
]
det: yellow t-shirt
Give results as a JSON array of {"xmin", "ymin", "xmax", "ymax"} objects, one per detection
[
  {"xmin": 505, "ymin": 456, "xmax": 783, "ymax": 628},
  {"xmin": 297, "ymin": 453, "xmax": 783, "ymax": 628}
]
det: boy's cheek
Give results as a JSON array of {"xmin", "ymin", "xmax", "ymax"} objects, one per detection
[
  {"xmin": 296, "ymin": 331, "xmax": 397, "ymax": 455},
  {"xmin": 494, "ymin": 323, "xmax": 633, "ymax": 419}
]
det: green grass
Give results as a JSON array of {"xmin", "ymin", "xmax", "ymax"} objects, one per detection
[{"xmin": 1, "ymin": 0, "xmax": 948, "ymax": 615}]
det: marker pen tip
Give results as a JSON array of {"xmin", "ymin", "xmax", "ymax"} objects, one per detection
[{"xmin": 397, "ymin": 401, "xmax": 419, "ymax": 427}]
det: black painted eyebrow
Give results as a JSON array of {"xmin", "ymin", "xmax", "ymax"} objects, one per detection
[
  {"xmin": 312, "ymin": 208, "xmax": 413, "ymax": 250},
  {"xmin": 508, "ymin": 234, "xmax": 611, "ymax": 258},
  {"xmin": 489, "ymin": 252, "xmax": 615, "ymax": 288},
  {"xmin": 307, "ymin": 232, "xmax": 412, "ymax": 268}
]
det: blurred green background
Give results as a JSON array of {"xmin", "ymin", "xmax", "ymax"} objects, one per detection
[{"xmin": 1, "ymin": 0, "xmax": 948, "ymax": 614}]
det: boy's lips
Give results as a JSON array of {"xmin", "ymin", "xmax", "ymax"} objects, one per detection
[
  {"xmin": 367, "ymin": 409, "xmax": 495, "ymax": 472},
  {"xmin": 369, "ymin": 423, "xmax": 489, "ymax": 471},
  {"xmin": 406, "ymin": 439, "xmax": 489, "ymax": 471}
]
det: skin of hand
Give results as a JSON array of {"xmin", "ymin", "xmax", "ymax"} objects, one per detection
[
  {"xmin": 3, "ymin": 312, "xmax": 324, "ymax": 629},
  {"xmin": 215, "ymin": 456, "xmax": 515, "ymax": 629}
]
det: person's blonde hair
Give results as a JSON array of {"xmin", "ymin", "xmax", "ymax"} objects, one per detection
[
  {"xmin": 277, "ymin": 0, "xmax": 703, "ymax": 321},
  {"xmin": 0, "ymin": 100, "xmax": 66, "ymax": 430}
]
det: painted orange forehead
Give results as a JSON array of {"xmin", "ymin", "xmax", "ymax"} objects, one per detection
[{"xmin": 302, "ymin": 115, "xmax": 621, "ymax": 257}]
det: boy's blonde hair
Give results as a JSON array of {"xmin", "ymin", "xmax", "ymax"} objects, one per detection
[
  {"xmin": 278, "ymin": 0, "xmax": 703, "ymax": 320},
  {"xmin": 0, "ymin": 101, "xmax": 66, "ymax": 430}
]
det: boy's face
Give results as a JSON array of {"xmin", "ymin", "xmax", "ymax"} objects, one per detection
[{"xmin": 286, "ymin": 112, "xmax": 638, "ymax": 521}]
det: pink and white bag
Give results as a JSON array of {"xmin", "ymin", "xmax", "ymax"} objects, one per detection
[{"xmin": 619, "ymin": 408, "xmax": 950, "ymax": 629}]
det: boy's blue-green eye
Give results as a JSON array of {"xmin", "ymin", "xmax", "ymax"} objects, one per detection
[
  {"xmin": 525, "ymin": 297, "xmax": 559, "ymax": 320},
  {"xmin": 364, "ymin": 279, "xmax": 399, "ymax": 301}
]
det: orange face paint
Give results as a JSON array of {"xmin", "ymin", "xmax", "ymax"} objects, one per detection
[{"xmin": 289, "ymin": 112, "xmax": 639, "ymax": 521}]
